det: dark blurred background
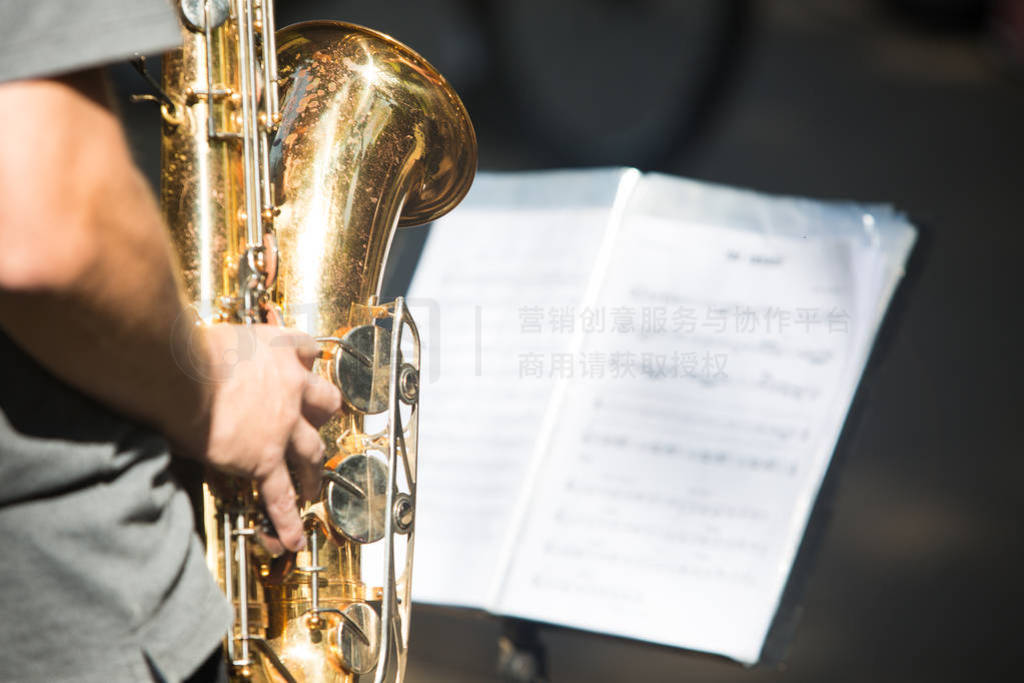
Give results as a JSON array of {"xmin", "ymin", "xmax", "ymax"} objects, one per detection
[{"xmin": 115, "ymin": 0, "xmax": 1023, "ymax": 680}]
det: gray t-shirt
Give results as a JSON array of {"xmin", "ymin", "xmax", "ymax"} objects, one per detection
[{"xmin": 0, "ymin": 1, "xmax": 232, "ymax": 681}]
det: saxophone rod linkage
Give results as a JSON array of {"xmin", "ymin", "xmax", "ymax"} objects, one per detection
[
  {"xmin": 322, "ymin": 469, "xmax": 367, "ymax": 498},
  {"xmin": 315, "ymin": 336, "xmax": 375, "ymax": 368},
  {"xmin": 259, "ymin": 0, "xmax": 280, "ymax": 124},
  {"xmin": 203, "ymin": 0, "xmax": 217, "ymax": 140},
  {"xmin": 308, "ymin": 527, "xmax": 320, "ymax": 620},
  {"xmin": 130, "ymin": 57, "xmax": 178, "ymax": 114},
  {"xmin": 221, "ymin": 513, "xmax": 236, "ymax": 662},
  {"xmin": 235, "ymin": 512, "xmax": 252, "ymax": 665}
]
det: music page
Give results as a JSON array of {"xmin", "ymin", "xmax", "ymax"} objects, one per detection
[
  {"xmin": 491, "ymin": 215, "xmax": 888, "ymax": 663},
  {"xmin": 407, "ymin": 205, "xmax": 616, "ymax": 608}
]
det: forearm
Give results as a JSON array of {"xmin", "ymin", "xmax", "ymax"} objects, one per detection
[
  {"xmin": 0, "ymin": 70, "xmax": 209, "ymax": 442},
  {"xmin": 0, "ymin": 69, "xmax": 341, "ymax": 551}
]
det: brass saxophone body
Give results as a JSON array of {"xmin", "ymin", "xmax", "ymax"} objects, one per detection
[{"xmin": 159, "ymin": 2, "xmax": 476, "ymax": 681}]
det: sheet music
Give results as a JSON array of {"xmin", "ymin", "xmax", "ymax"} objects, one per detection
[
  {"xmin": 405, "ymin": 168, "xmax": 915, "ymax": 663},
  {"xmin": 492, "ymin": 216, "xmax": 889, "ymax": 663},
  {"xmin": 407, "ymin": 206, "xmax": 614, "ymax": 607}
]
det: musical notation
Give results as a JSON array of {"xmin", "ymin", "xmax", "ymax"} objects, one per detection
[{"xmin": 407, "ymin": 169, "xmax": 914, "ymax": 664}]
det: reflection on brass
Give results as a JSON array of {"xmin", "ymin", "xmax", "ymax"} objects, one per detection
[
  {"xmin": 324, "ymin": 454, "xmax": 388, "ymax": 544},
  {"xmin": 333, "ymin": 603, "xmax": 381, "ymax": 675},
  {"xmin": 333, "ymin": 326, "xmax": 392, "ymax": 416},
  {"xmin": 160, "ymin": 3, "xmax": 475, "ymax": 681},
  {"xmin": 271, "ymin": 21, "xmax": 477, "ymax": 338}
]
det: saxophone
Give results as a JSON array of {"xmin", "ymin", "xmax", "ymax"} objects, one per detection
[{"xmin": 157, "ymin": 1, "xmax": 476, "ymax": 681}]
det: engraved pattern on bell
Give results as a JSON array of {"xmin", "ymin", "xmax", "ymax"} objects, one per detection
[{"xmin": 324, "ymin": 454, "xmax": 388, "ymax": 544}]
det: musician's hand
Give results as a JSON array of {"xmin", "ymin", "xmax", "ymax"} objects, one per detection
[{"xmin": 168, "ymin": 324, "xmax": 342, "ymax": 554}]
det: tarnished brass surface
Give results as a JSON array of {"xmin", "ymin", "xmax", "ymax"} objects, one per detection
[
  {"xmin": 162, "ymin": 22, "xmax": 242, "ymax": 322},
  {"xmin": 272, "ymin": 22, "xmax": 476, "ymax": 469},
  {"xmin": 271, "ymin": 21, "xmax": 477, "ymax": 339},
  {"xmin": 261, "ymin": 514, "xmax": 366, "ymax": 683}
]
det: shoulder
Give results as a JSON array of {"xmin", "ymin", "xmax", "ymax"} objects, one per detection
[{"xmin": 0, "ymin": 0, "xmax": 182, "ymax": 83}]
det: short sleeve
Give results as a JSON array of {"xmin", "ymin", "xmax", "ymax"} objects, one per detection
[{"xmin": 0, "ymin": 0, "xmax": 182, "ymax": 83}]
